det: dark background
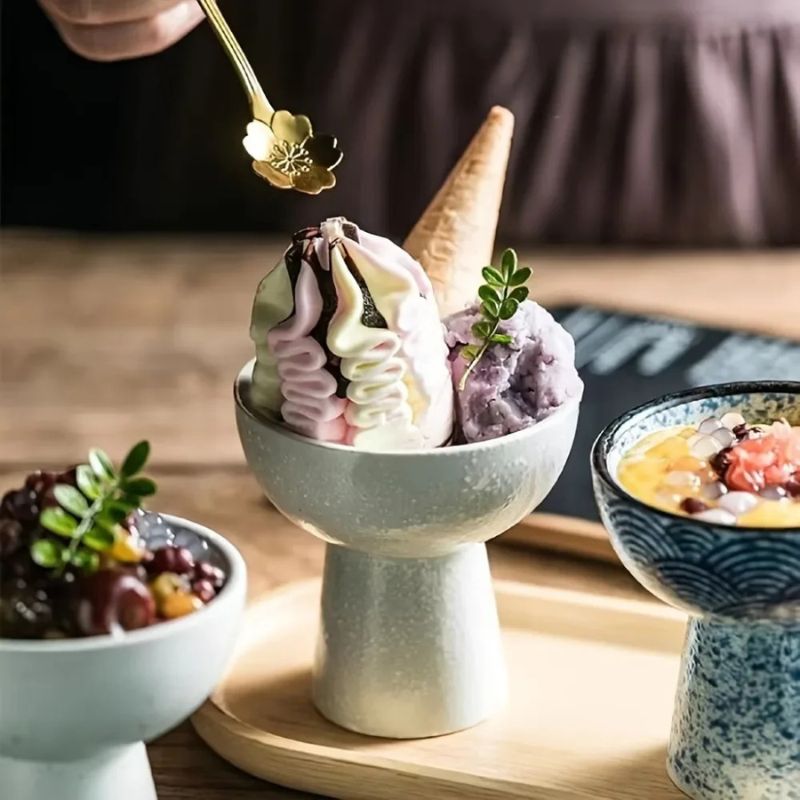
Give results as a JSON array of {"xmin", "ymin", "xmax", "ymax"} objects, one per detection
[
  {"xmin": 7, "ymin": 1, "xmax": 800, "ymax": 244},
  {"xmin": 2, "ymin": 2, "xmax": 306, "ymax": 233}
]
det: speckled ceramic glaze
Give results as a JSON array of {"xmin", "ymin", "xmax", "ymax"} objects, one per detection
[
  {"xmin": 0, "ymin": 515, "xmax": 246, "ymax": 800},
  {"xmin": 235, "ymin": 360, "xmax": 579, "ymax": 738},
  {"xmin": 592, "ymin": 382, "xmax": 800, "ymax": 800}
]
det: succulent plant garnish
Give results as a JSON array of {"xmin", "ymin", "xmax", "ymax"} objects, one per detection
[
  {"xmin": 31, "ymin": 441, "xmax": 157, "ymax": 574},
  {"xmin": 458, "ymin": 248, "xmax": 531, "ymax": 391}
]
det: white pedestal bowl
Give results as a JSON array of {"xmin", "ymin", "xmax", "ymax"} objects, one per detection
[
  {"xmin": 235, "ymin": 360, "xmax": 579, "ymax": 738},
  {"xmin": 0, "ymin": 515, "xmax": 246, "ymax": 800}
]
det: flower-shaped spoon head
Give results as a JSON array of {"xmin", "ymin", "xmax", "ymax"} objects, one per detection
[{"xmin": 243, "ymin": 111, "xmax": 343, "ymax": 195}]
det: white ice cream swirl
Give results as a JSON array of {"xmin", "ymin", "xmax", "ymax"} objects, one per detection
[
  {"xmin": 327, "ymin": 240, "xmax": 417, "ymax": 448},
  {"xmin": 267, "ymin": 260, "xmax": 347, "ymax": 441},
  {"xmin": 250, "ymin": 218, "xmax": 453, "ymax": 450}
]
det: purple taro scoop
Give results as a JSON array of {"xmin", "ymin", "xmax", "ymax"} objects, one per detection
[{"xmin": 444, "ymin": 301, "xmax": 583, "ymax": 443}]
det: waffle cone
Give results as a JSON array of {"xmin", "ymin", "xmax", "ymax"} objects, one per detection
[{"xmin": 404, "ymin": 106, "xmax": 514, "ymax": 316}]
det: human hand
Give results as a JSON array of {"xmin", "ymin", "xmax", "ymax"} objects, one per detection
[{"xmin": 39, "ymin": 0, "xmax": 204, "ymax": 62}]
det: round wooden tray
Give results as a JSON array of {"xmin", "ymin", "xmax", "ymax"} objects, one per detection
[{"xmin": 192, "ymin": 578, "xmax": 687, "ymax": 800}]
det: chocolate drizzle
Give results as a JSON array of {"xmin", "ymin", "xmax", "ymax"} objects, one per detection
[
  {"xmin": 273, "ymin": 225, "xmax": 348, "ymax": 399},
  {"xmin": 306, "ymin": 240, "xmax": 349, "ymax": 398},
  {"xmin": 341, "ymin": 221, "xmax": 360, "ymax": 242},
  {"xmin": 271, "ymin": 221, "xmax": 389, "ymax": 402},
  {"xmin": 282, "ymin": 227, "xmax": 316, "ymax": 293},
  {"xmin": 335, "ymin": 223, "xmax": 388, "ymax": 330},
  {"xmin": 341, "ymin": 248, "xmax": 388, "ymax": 330}
]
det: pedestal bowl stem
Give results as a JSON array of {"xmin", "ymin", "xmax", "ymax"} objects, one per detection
[
  {"xmin": 312, "ymin": 542, "xmax": 508, "ymax": 738},
  {"xmin": 668, "ymin": 618, "xmax": 800, "ymax": 799}
]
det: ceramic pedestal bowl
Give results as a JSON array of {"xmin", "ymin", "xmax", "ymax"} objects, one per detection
[
  {"xmin": 235, "ymin": 360, "xmax": 579, "ymax": 738},
  {"xmin": 0, "ymin": 514, "xmax": 246, "ymax": 800},
  {"xmin": 592, "ymin": 382, "xmax": 800, "ymax": 800}
]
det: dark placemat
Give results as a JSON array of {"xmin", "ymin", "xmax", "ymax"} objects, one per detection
[{"xmin": 542, "ymin": 305, "xmax": 800, "ymax": 522}]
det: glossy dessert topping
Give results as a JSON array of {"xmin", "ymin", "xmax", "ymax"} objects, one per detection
[
  {"xmin": 0, "ymin": 444, "xmax": 227, "ymax": 639},
  {"xmin": 618, "ymin": 414, "xmax": 800, "ymax": 527}
]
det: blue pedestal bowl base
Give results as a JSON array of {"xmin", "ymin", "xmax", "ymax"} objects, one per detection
[{"xmin": 668, "ymin": 618, "xmax": 800, "ymax": 800}]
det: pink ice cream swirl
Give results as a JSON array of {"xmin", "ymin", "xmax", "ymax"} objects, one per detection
[{"xmin": 266, "ymin": 260, "xmax": 348, "ymax": 441}]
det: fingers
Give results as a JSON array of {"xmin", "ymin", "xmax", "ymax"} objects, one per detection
[
  {"xmin": 44, "ymin": 0, "xmax": 204, "ymax": 61},
  {"xmin": 40, "ymin": 0, "xmax": 187, "ymax": 26}
]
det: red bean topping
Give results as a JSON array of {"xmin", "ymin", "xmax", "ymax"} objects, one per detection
[
  {"xmin": 145, "ymin": 545, "xmax": 195, "ymax": 577},
  {"xmin": 710, "ymin": 448, "xmax": 733, "ymax": 479},
  {"xmin": 191, "ymin": 579, "xmax": 216, "ymax": 604},
  {"xmin": 681, "ymin": 497, "xmax": 710, "ymax": 515},
  {"xmin": 75, "ymin": 569, "xmax": 155, "ymax": 636},
  {"xmin": 732, "ymin": 424, "xmax": 749, "ymax": 440},
  {"xmin": 193, "ymin": 560, "xmax": 225, "ymax": 589}
]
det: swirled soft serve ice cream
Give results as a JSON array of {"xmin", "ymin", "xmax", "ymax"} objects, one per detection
[{"xmin": 250, "ymin": 218, "xmax": 454, "ymax": 450}]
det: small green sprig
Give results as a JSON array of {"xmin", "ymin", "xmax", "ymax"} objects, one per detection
[
  {"xmin": 31, "ymin": 441, "xmax": 157, "ymax": 574},
  {"xmin": 458, "ymin": 248, "xmax": 531, "ymax": 390}
]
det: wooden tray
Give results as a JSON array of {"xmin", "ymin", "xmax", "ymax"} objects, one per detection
[{"xmin": 192, "ymin": 579, "xmax": 688, "ymax": 800}]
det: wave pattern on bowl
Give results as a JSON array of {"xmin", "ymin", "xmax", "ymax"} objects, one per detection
[
  {"xmin": 598, "ymin": 497, "xmax": 800, "ymax": 621},
  {"xmin": 594, "ymin": 385, "xmax": 800, "ymax": 622}
]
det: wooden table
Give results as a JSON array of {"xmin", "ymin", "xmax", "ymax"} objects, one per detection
[{"xmin": 2, "ymin": 231, "xmax": 799, "ymax": 798}]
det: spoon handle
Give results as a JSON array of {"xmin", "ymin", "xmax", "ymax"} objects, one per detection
[{"xmin": 197, "ymin": 0, "xmax": 274, "ymax": 122}]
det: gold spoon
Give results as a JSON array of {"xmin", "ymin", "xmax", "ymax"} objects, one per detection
[{"xmin": 197, "ymin": 0, "xmax": 342, "ymax": 194}]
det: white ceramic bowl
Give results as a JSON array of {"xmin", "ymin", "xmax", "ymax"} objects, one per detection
[
  {"xmin": 0, "ymin": 514, "xmax": 246, "ymax": 800},
  {"xmin": 235, "ymin": 360, "xmax": 579, "ymax": 737},
  {"xmin": 236, "ymin": 360, "xmax": 579, "ymax": 559}
]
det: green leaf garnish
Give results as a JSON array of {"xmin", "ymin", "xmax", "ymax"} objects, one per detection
[
  {"xmin": 120, "ymin": 441, "xmax": 150, "ymax": 478},
  {"xmin": 120, "ymin": 477, "xmax": 157, "ymax": 497},
  {"xmin": 76, "ymin": 465, "xmax": 101, "ymax": 500},
  {"xmin": 509, "ymin": 286, "xmax": 529, "ymax": 303},
  {"xmin": 472, "ymin": 321, "xmax": 493, "ymax": 339},
  {"xmin": 461, "ymin": 344, "xmax": 480, "ymax": 362},
  {"xmin": 491, "ymin": 333, "xmax": 513, "ymax": 345},
  {"xmin": 478, "ymin": 285, "xmax": 500, "ymax": 303},
  {"xmin": 82, "ymin": 525, "xmax": 116, "ymax": 552},
  {"xmin": 500, "ymin": 249, "xmax": 517, "ymax": 278},
  {"xmin": 40, "ymin": 507, "xmax": 79, "ymax": 538},
  {"xmin": 31, "ymin": 441, "xmax": 157, "ymax": 575},
  {"xmin": 458, "ymin": 248, "xmax": 532, "ymax": 391},
  {"xmin": 101, "ymin": 503, "xmax": 132, "ymax": 524},
  {"xmin": 508, "ymin": 267, "xmax": 531, "ymax": 287},
  {"xmin": 481, "ymin": 299, "xmax": 500, "ymax": 318},
  {"xmin": 53, "ymin": 485, "xmax": 89, "ymax": 517},
  {"xmin": 88, "ymin": 448, "xmax": 116, "ymax": 482},
  {"xmin": 70, "ymin": 548, "xmax": 99, "ymax": 571},
  {"xmin": 499, "ymin": 299, "xmax": 518, "ymax": 320},
  {"xmin": 481, "ymin": 267, "xmax": 504, "ymax": 286},
  {"xmin": 31, "ymin": 538, "xmax": 65, "ymax": 568}
]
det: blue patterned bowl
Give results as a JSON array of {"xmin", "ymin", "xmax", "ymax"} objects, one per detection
[{"xmin": 591, "ymin": 381, "xmax": 800, "ymax": 800}]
